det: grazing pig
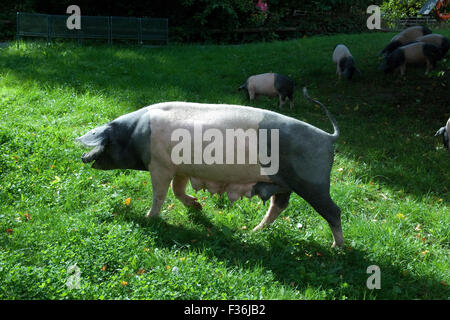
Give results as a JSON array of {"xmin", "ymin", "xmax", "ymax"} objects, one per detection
[
  {"xmin": 380, "ymin": 25, "xmax": 432, "ymax": 57},
  {"xmin": 378, "ymin": 42, "xmax": 441, "ymax": 76},
  {"xmin": 435, "ymin": 118, "xmax": 450, "ymax": 151},
  {"xmin": 416, "ymin": 34, "xmax": 450, "ymax": 59},
  {"xmin": 76, "ymin": 88, "xmax": 344, "ymax": 247},
  {"xmin": 332, "ymin": 44, "xmax": 360, "ymax": 80},
  {"xmin": 238, "ymin": 73, "xmax": 294, "ymax": 109}
]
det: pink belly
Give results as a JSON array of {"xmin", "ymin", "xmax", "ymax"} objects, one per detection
[{"xmin": 190, "ymin": 177, "xmax": 255, "ymax": 203}]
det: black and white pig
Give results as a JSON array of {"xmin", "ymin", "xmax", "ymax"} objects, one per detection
[
  {"xmin": 238, "ymin": 73, "xmax": 294, "ymax": 109},
  {"xmin": 378, "ymin": 42, "xmax": 441, "ymax": 76},
  {"xmin": 332, "ymin": 44, "xmax": 360, "ymax": 80},
  {"xmin": 379, "ymin": 25, "xmax": 432, "ymax": 57},
  {"xmin": 76, "ymin": 88, "xmax": 344, "ymax": 247},
  {"xmin": 435, "ymin": 118, "xmax": 450, "ymax": 151},
  {"xmin": 415, "ymin": 34, "xmax": 450, "ymax": 59}
]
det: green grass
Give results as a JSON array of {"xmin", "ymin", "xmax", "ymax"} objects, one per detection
[{"xmin": 0, "ymin": 31, "xmax": 449, "ymax": 300}]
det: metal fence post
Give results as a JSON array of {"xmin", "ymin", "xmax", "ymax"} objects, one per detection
[
  {"xmin": 77, "ymin": 26, "xmax": 81, "ymax": 46},
  {"xmin": 108, "ymin": 16, "xmax": 112, "ymax": 45},
  {"xmin": 166, "ymin": 19, "xmax": 169, "ymax": 46},
  {"xmin": 16, "ymin": 12, "xmax": 20, "ymax": 48},
  {"xmin": 47, "ymin": 14, "xmax": 50, "ymax": 44},
  {"xmin": 76, "ymin": 16, "xmax": 81, "ymax": 46},
  {"xmin": 138, "ymin": 18, "xmax": 142, "ymax": 45}
]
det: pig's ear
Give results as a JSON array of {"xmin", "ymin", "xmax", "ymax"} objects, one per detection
[{"xmin": 76, "ymin": 125, "xmax": 110, "ymax": 147}]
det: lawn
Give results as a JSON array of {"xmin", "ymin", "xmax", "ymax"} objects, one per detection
[{"xmin": 0, "ymin": 31, "xmax": 449, "ymax": 300}]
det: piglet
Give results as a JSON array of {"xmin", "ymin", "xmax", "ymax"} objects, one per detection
[
  {"xmin": 415, "ymin": 34, "xmax": 450, "ymax": 59},
  {"xmin": 239, "ymin": 73, "xmax": 294, "ymax": 109},
  {"xmin": 379, "ymin": 42, "xmax": 441, "ymax": 76},
  {"xmin": 333, "ymin": 44, "xmax": 360, "ymax": 80},
  {"xmin": 380, "ymin": 26, "xmax": 432, "ymax": 57}
]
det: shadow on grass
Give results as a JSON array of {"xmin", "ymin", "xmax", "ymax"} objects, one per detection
[
  {"xmin": 3, "ymin": 40, "xmax": 448, "ymax": 299},
  {"xmin": 2, "ymin": 41, "xmax": 449, "ymax": 200},
  {"xmin": 0, "ymin": 42, "xmax": 247, "ymax": 110},
  {"xmin": 121, "ymin": 207, "xmax": 446, "ymax": 299}
]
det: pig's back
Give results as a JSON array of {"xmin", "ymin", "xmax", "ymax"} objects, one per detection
[
  {"xmin": 248, "ymin": 73, "xmax": 278, "ymax": 96},
  {"xmin": 333, "ymin": 45, "xmax": 351, "ymax": 63},
  {"xmin": 416, "ymin": 34, "xmax": 443, "ymax": 47},
  {"xmin": 402, "ymin": 43, "xmax": 427, "ymax": 63},
  {"xmin": 146, "ymin": 101, "xmax": 288, "ymax": 128}
]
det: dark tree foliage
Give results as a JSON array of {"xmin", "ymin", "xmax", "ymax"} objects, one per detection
[{"xmin": 1, "ymin": 0, "xmax": 383, "ymax": 42}]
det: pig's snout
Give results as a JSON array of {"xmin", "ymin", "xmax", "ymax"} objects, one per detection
[{"xmin": 81, "ymin": 153, "xmax": 89, "ymax": 163}]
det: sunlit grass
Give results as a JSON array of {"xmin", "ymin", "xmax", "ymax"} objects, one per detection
[{"xmin": 0, "ymin": 31, "xmax": 449, "ymax": 299}]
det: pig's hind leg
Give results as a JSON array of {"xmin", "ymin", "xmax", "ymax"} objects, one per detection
[
  {"xmin": 172, "ymin": 175, "xmax": 202, "ymax": 210},
  {"xmin": 278, "ymin": 95, "xmax": 287, "ymax": 109},
  {"xmin": 248, "ymin": 87, "xmax": 256, "ymax": 101},
  {"xmin": 252, "ymin": 192, "xmax": 291, "ymax": 231},
  {"xmin": 288, "ymin": 93, "xmax": 294, "ymax": 109},
  {"xmin": 283, "ymin": 169, "xmax": 343, "ymax": 247},
  {"xmin": 311, "ymin": 195, "xmax": 343, "ymax": 248},
  {"xmin": 295, "ymin": 184, "xmax": 344, "ymax": 248}
]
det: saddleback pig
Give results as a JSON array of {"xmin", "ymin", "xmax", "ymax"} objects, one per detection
[{"xmin": 77, "ymin": 88, "xmax": 343, "ymax": 247}]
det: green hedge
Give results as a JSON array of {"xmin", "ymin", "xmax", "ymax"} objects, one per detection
[
  {"xmin": 380, "ymin": 0, "xmax": 428, "ymax": 19},
  {"xmin": 1, "ymin": 0, "xmax": 383, "ymax": 42}
]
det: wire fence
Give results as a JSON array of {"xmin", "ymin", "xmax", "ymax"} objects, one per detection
[
  {"xmin": 381, "ymin": 16, "xmax": 446, "ymax": 31},
  {"xmin": 16, "ymin": 12, "xmax": 168, "ymax": 45}
]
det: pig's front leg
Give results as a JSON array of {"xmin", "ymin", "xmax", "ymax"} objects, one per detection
[
  {"xmin": 172, "ymin": 175, "xmax": 202, "ymax": 210},
  {"xmin": 248, "ymin": 88, "xmax": 256, "ymax": 101},
  {"xmin": 145, "ymin": 163, "xmax": 174, "ymax": 218}
]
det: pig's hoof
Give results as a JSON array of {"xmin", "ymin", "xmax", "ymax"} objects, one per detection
[
  {"xmin": 191, "ymin": 200, "xmax": 202, "ymax": 210},
  {"xmin": 252, "ymin": 224, "xmax": 263, "ymax": 232},
  {"xmin": 185, "ymin": 197, "xmax": 202, "ymax": 210},
  {"xmin": 331, "ymin": 240, "xmax": 344, "ymax": 248},
  {"xmin": 145, "ymin": 211, "xmax": 160, "ymax": 219}
]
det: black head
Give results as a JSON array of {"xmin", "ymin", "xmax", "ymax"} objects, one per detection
[
  {"xmin": 238, "ymin": 80, "xmax": 248, "ymax": 92},
  {"xmin": 76, "ymin": 109, "xmax": 150, "ymax": 171},
  {"xmin": 340, "ymin": 57, "xmax": 358, "ymax": 80},
  {"xmin": 379, "ymin": 48, "xmax": 405, "ymax": 74},
  {"xmin": 77, "ymin": 123, "xmax": 132, "ymax": 170},
  {"xmin": 380, "ymin": 40, "xmax": 402, "ymax": 58},
  {"xmin": 435, "ymin": 126, "xmax": 449, "ymax": 149}
]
